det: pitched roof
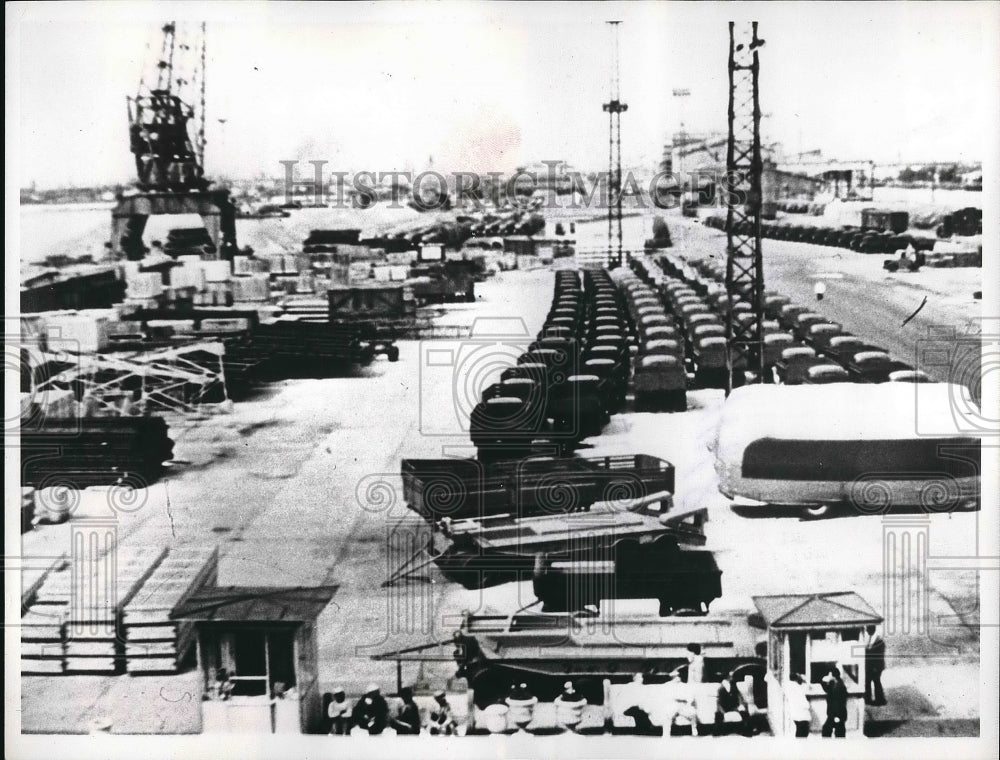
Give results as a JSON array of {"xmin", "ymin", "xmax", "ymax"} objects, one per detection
[
  {"xmin": 170, "ymin": 585, "xmax": 338, "ymax": 622},
  {"xmin": 752, "ymin": 592, "xmax": 882, "ymax": 628}
]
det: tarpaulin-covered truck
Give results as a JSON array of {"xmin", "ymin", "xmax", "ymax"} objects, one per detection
[{"xmin": 713, "ymin": 384, "xmax": 981, "ymax": 518}]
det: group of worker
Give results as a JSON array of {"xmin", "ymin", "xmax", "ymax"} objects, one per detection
[
  {"xmin": 780, "ymin": 624, "xmax": 888, "ymax": 738},
  {"xmin": 503, "ymin": 681, "xmax": 586, "ymax": 732},
  {"xmin": 323, "ymin": 626, "xmax": 888, "ymax": 738},
  {"xmin": 621, "ymin": 643, "xmax": 754, "ymax": 737},
  {"xmin": 325, "ymin": 685, "xmax": 458, "ymax": 736}
]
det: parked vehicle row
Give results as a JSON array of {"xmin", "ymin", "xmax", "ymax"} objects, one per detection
[
  {"xmin": 703, "ymin": 216, "xmax": 936, "ymax": 255},
  {"xmin": 468, "ymin": 270, "xmax": 632, "ymax": 458},
  {"xmin": 611, "ymin": 268, "xmax": 687, "ymax": 412},
  {"xmin": 629, "ymin": 256, "xmax": 747, "ymax": 390},
  {"xmin": 664, "ymin": 255, "xmax": 931, "ymax": 386}
]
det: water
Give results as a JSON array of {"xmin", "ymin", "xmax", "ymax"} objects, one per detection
[
  {"xmin": 18, "ymin": 201, "xmax": 433, "ymax": 267},
  {"xmin": 872, "ymin": 187, "xmax": 982, "ymax": 209},
  {"xmin": 19, "ymin": 203, "xmax": 116, "ymax": 265}
]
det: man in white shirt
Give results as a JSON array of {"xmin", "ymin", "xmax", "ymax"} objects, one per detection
[
  {"xmin": 785, "ymin": 673, "xmax": 813, "ymax": 737},
  {"xmin": 327, "ymin": 686, "xmax": 350, "ymax": 735}
]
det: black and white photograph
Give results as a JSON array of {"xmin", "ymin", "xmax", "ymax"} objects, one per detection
[{"xmin": 6, "ymin": 2, "xmax": 998, "ymax": 758}]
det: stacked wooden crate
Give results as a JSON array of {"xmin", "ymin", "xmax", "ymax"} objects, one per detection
[{"xmin": 123, "ymin": 545, "xmax": 219, "ymax": 674}]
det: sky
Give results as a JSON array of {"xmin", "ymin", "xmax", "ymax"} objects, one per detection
[{"xmin": 8, "ymin": 1, "xmax": 999, "ymax": 189}]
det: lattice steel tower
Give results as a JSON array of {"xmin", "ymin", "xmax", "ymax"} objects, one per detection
[
  {"xmin": 724, "ymin": 22, "xmax": 766, "ymax": 393},
  {"xmin": 603, "ymin": 20, "xmax": 627, "ymax": 268}
]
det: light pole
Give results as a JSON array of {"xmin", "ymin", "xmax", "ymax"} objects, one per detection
[{"xmin": 672, "ymin": 88, "xmax": 691, "ymax": 186}]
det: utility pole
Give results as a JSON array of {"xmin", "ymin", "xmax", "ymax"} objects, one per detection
[
  {"xmin": 603, "ymin": 20, "xmax": 627, "ymax": 268},
  {"xmin": 724, "ymin": 21, "xmax": 766, "ymax": 394}
]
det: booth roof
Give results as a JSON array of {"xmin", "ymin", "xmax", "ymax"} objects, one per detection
[
  {"xmin": 170, "ymin": 585, "xmax": 338, "ymax": 622},
  {"xmin": 752, "ymin": 592, "xmax": 882, "ymax": 629}
]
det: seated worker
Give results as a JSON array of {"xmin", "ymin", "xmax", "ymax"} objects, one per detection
[
  {"xmin": 390, "ymin": 687, "xmax": 421, "ymax": 735},
  {"xmin": 621, "ymin": 672, "xmax": 660, "ymax": 735},
  {"xmin": 213, "ymin": 668, "xmax": 234, "ymax": 701},
  {"xmin": 327, "ymin": 686, "xmax": 351, "ymax": 735},
  {"xmin": 352, "ymin": 683, "xmax": 389, "ymax": 735},
  {"xmin": 427, "ymin": 690, "xmax": 457, "ymax": 735},
  {"xmin": 714, "ymin": 675, "xmax": 750, "ymax": 736},
  {"xmin": 505, "ymin": 683, "xmax": 538, "ymax": 731},
  {"xmin": 554, "ymin": 681, "xmax": 587, "ymax": 731}
]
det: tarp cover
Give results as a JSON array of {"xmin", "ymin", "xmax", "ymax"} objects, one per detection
[{"xmin": 714, "ymin": 383, "xmax": 982, "ymax": 468}]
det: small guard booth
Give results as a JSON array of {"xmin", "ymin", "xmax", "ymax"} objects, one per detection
[
  {"xmin": 753, "ymin": 592, "xmax": 881, "ymax": 737},
  {"xmin": 171, "ymin": 585, "xmax": 337, "ymax": 734}
]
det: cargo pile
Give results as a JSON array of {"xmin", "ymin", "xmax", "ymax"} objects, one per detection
[
  {"xmin": 163, "ymin": 227, "xmax": 215, "ymax": 257},
  {"xmin": 21, "ymin": 417, "xmax": 175, "ymax": 488},
  {"xmin": 936, "ymin": 207, "xmax": 982, "ymax": 238},
  {"xmin": 21, "ymin": 266, "xmax": 126, "ymax": 314}
]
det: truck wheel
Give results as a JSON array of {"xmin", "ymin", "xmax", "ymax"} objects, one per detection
[
  {"xmin": 387, "ymin": 346, "xmax": 400, "ymax": 362},
  {"xmin": 802, "ymin": 503, "xmax": 832, "ymax": 519}
]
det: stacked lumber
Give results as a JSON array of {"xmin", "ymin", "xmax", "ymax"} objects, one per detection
[{"xmin": 123, "ymin": 545, "xmax": 219, "ymax": 674}]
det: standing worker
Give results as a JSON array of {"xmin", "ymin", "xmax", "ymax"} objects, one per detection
[
  {"xmin": 786, "ymin": 673, "xmax": 813, "ymax": 737},
  {"xmin": 685, "ymin": 643, "xmax": 705, "ymax": 685},
  {"xmin": 865, "ymin": 624, "xmax": 887, "ymax": 706},
  {"xmin": 820, "ymin": 667, "xmax": 848, "ymax": 737},
  {"xmin": 679, "ymin": 644, "xmax": 705, "ymax": 735}
]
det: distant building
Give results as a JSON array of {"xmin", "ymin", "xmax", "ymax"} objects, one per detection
[
  {"xmin": 960, "ymin": 169, "xmax": 982, "ymax": 190},
  {"xmin": 511, "ymin": 161, "xmax": 576, "ymax": 195}
]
